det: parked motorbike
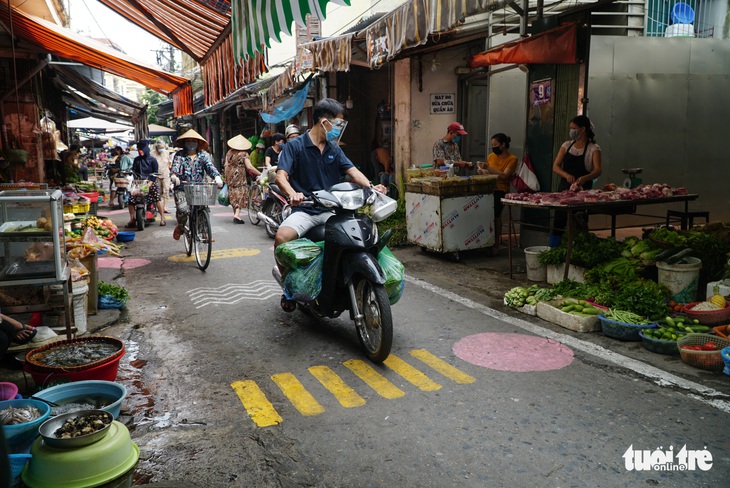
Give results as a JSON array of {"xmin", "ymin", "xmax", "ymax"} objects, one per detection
[
  {"xmin": 257, "ymin": 181, "xmax": 291, "ymax": 238},
  {"xmin": 271, "ymin": 182, "xmax": 398, "ymax": 363}
]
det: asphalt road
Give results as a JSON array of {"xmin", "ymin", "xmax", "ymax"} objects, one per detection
[{"xmin": 98, "ymin": 204, "xmax": 729, "ymax": 488}]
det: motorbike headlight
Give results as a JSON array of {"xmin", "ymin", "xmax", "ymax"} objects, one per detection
[{"xmin": 331, "ymin": 189, "xmax": 365, "ymax": 210}]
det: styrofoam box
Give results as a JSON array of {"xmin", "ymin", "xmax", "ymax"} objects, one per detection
[
  {"xmin": 546, "ymin": 264, "xmax": 587, "ymax": 285},
  {"xmin": 536, "ymin": 299, "xmax": 601, "ymax": 333}
]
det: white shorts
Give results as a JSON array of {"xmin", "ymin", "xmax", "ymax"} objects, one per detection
[{"xmin": 280, "ymin": 210, "xmax": 333, "ymax": 237}]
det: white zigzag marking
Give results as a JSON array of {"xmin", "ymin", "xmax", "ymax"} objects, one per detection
[{"xmin": 187, "ymin": 281, "xmax": 281, "ymax": 308}]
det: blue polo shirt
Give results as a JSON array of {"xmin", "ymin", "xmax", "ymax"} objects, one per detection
[{"xmin": 277, "ymin": 130, "xmax": 354, "ymax": 214}]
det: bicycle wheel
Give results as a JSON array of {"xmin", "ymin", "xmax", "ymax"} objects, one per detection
[
  {"xmin": 194, "ymin": 207, "xmax": 212, "ymax": 270},
  {"xmin": 247, "ymin": 185, "xmax": 262, "ymax": 225},
  {"xmin": 183, "ymin": 208, "xmax": 193, "ymax": 256}
]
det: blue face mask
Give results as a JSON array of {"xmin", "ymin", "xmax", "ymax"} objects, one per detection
[
  {"xmin": 323, "ymin": 119, "xmax": 347, "ymax": 142},
  {"xmin": 453, "ymin": 135, "xmax": 461, "ymax": 144}
]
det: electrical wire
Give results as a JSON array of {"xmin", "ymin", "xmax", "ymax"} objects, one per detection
[{"xmin": 80, "ymin": 0, "xmax": 111, "ymax": 41}]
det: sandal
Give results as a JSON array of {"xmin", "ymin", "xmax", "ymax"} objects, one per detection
[
  {"xmin": 160, "ymin": 220, "xmax": 167, "ymax": 226},
  {"xmin": 12, "ymin": 325, "xmax": 37, "ymax": 345},
  {"xmin": 280, "ymin": 295, "xmax": 297, "ymax": 313}
]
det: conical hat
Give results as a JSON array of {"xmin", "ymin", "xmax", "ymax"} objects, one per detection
[
  {"xmin": 227, "ymin": 134, "xmax": 252, "ymax": 151},
  {"xmin": 175, "ymin": 129, "xmax": 209, "ymax": 150}
]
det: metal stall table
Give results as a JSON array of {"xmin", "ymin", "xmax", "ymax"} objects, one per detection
[{"xmin": 503, "ymin": 194, "xmax": 699, "ymax": 279}]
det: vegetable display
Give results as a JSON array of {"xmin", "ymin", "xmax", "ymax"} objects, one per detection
[
  {"xmin": 98, "ymin": 281, "xmax": 129, "ymax": 303},
  {"xmin": 556, "ymin": 300, "xmax": 602, "ymax": 316},
  {"xmin": 603, "ymin": 309, "xmax": 651, "ymax": 325},
  {"xmin": 504, "ymin": 285, "xmax": 559, "ymax": 308},
  {"xmin": 643, "ymin": 316, "xmax": 708, "ymax": 342}
]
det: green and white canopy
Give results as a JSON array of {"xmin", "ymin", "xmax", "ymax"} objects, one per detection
[{"xmin": 231, "ymin": 0, "xmax": 351, "ymax": 61}]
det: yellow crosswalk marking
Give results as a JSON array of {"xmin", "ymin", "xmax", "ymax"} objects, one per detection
[
  {"xmin": 343, "ymin": 360, "xmax": 405, "ymax": 399},
  {"xmin": 384, "ymin": 355, "xmax": 442, "ymax": 391},
  {"xmin": 231, "ymin": 380, "xmax": 283, "ymax": 427},
  {"xmin": 410, "ymin": 349, "xmax": 476, "ymax": 384},
  {"xmin": 309, "ymin": 366, "xmax": 366, "ymax": 408},
  {"xmin": 271, "ymin": 372, "xmax": 325, "ymax": 416},
  {"xmin": 168, "ymin": 247, "xmax": 260, "ymax": 262}
]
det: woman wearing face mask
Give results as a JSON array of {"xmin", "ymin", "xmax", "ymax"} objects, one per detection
[
  {"xmin": 264, "ymin": 133, "xmax": 286, "ymax": 169},
  {"xmin": 477, "ymin": 133, "xmax": 518, "ymax": 255},
  {"xmin": 169, "ymin": 129, "xmax": 223, "ymax": 240},
  {"xmin": 551, "ymin": 115, "xmax": 602, "ymax": 238}
]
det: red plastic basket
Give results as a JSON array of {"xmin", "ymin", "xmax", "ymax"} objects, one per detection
[
  {"xmin": 683, "ymin": 303, "xmax": 730, "ymax": 326},
  {"xmin": 24, "ymin": 353, "xmax": 123, "ymax": 386},
  {"xmin": 677, "ymin": 334, "xmax": 730, "ymax": 371}
]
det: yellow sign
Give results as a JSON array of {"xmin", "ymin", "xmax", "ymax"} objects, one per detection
[{"xmin": 168, "ymin": 247, "xmax": 260, "ymax": 262}]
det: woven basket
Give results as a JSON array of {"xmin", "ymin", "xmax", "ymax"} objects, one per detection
[
  {"xmin": 639, "ymin": 330, "xmax": 680, "ymax": 356},
  {"xmin": 598, "ymin": 314, "xmax": 655, "ymax": 341},
  {"xmin": 183, "ymin": 182, "xmax": 217, "ymax": 206},
  {"xmin": 25, "ymin": 336, "xmax": 125, "ymax": 373},
  {"xmin": 677, "ymin": 333, "xmax": 730, "ymax": 370}
]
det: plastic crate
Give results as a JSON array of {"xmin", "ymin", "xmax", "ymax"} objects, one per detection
[
  {"xmin": 639, "ymin": 330, "xmax": 680, "ymax": 356},
  {"xmin": 183, "ymin": 182, "xmax": 218, "ymax": 206},
  {"xmin": 63, "ymin": 201, "xmax": 91, "ymax": 214},
  {"xmin": 598, "ymin": 314, "xmax": 655, "ymax": 341},
  {"xmin": 677, "ymin": 333, "xmax": 730, "ymax": 371}
]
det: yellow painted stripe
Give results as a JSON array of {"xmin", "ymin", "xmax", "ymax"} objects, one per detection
[
  {"xmin": 271, "ymin": 372, "xmax": 325, "ymax": 416},
  {"xmin": 309, "ymin": 366, "xmax": 366, "ymax": 408},
  {"xmin": 343, "ymin": 359, "xmax": 405, "ymax": 399},
  {"xmin": 410, "ymin": 349, "xmax": 476, "ymax": 384},
  {"xmin": 383, "ymin": 355, "xmax": 442, "ymax": 391},
  {"xmin": 231, "ymin": 380, "xmax": 283, "ymax": 427},
  {"xmin": 168, "ymin": 247, "xmax": 260, "ymax": 262}
]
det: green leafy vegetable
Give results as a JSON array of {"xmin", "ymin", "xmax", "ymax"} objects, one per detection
[{"xmin": 98, "ymin": 281, "xmax": 129, "ymax": 302}]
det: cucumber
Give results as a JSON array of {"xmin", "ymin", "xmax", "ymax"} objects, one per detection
[
  {"xmin": 665, "ymin": 317, "xmax": 675, "ymax": 327},
  {"xmin": 654, "ymin": 246, "xmax": 685, "ymax": 262},
  {"xmin": 690, "ymin": 325, "xmax": 710, "ymax": 333},
  {"xmin": 665, "ymin": 248, "xmax": 695, "ymax": 265},
  {"xmin": 582, "ymin": 307, "xmax": 601, "ymax": 315},
  {"xmin": 561, "ymin": 305, "xmax": 575, "ymax": 313}
]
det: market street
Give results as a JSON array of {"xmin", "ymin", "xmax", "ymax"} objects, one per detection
[{"xmin": 96, "ymin": 205, "xmax": 729, "ymax": 488}]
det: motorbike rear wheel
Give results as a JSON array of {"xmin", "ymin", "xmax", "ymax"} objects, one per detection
[
  {"xmin": 262, "ymin": 199, "xmax": 282, "ymax": 239},
  {"xmin": 354, "ymin": 279, "xmax": 393, "ymax": 363},
  {"xmin": 117, "ymin": 191, "xmax": 126, "ymax": 209}
]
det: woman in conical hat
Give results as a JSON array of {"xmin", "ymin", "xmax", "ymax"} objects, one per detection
[
  {"xmin": 224, "ymin": 134, "xmax": 261, "ymax": 224},
  {"xmin": 169, "ymin": 128, "xmax": 222, "ymax": 240}
]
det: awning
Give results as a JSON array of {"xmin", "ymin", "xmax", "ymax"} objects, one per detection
[
  {"xmin": 97, "ymin": 0, "xmax": 230, "ymax": 62},
  {"xmin": 67, "ymin": 117, "xmax": 132, "ymax": 131},
  {"xmin": 148, "ymin": 123, "xmax": 177, "ymax": 136},
  {"xmin": 470, "ymin": 22, "xmax": 580, "ymax": 68},
  {"xmin": 299, "ymin": 34, "xmax": 354, "ymax": 73},
  {"xmin": 0, "ymin": 5, "xmax": 193, "ymax": 116},
  {"xmin": 231, "ymin": 0, "xmax": 351, "ymax": 61}
]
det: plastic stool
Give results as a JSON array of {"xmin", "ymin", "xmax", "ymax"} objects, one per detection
[{"xmin": 666, "ymin": 210, "xmax": 709, "ymax": 230}]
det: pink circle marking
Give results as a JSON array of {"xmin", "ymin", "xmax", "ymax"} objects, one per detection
[
  {"xmin": 453, "ymin": 333, "xmax": 574, "ymax": 372},
  {"xmin": 98, "ymin": 257, "xmax": 151, "ymax": 269}
]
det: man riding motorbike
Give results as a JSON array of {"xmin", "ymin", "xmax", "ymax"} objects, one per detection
[
  {"xmin": 170, "ymin": 129, "xmax": 223, "ymax": 240},
  {"xmin": 274, "ymin": 98, "xmax": 387, "ymax": 311}
]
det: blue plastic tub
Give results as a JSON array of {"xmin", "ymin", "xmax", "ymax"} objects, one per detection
[
  {"xmin": 8, "ymin": 453, "xmax": 32, "ymax": 480},
  {"xmin": 32, "ymin": 380, "xmax": 127, "ymax": 419},
  {"xmin": 116, "ymin": 231, "xmax": 136, "ymax": 242},
  {"xmin": 0, "ymin": 399, "xmax": 51, "ymax": 453},
  {"xmin": 671, "ymin": 2, "xmax": 695, "ymax": 24},
  {"xmin": 598, "ymin": 314, "xmax": 656, "ymax": 341}
]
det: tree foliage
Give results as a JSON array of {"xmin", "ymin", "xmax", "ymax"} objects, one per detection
[{"xmin": 139, "ymin": 88, "xmax": 167, "ymax": 125}]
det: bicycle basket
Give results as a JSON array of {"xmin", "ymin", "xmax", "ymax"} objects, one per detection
[
  {"xmin": 184, "ymin": 182, "xmax": 218, "ymax": 206},
  {"xmin": 131, "ymin": 180, "xmax": 151, "ymax": 197}
]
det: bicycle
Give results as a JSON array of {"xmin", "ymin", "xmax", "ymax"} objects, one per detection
[
  {"xmin": 247, "ymin": 170, "xmax": 271, "ymax": 225},
  {"xmin": 182, "ymin": 181, "xmax": 217, "ymax": 270}
]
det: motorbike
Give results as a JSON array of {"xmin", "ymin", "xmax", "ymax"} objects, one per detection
[
  {"xmin": 271, "ymin": 182, "xmax": 399, "ymax": 363},
  {"xmin": 257, "ymin": 180, "xmax": 291, "ymax": 239},
  {"xmin": 130, "ymin": 173, "xmax": 161, "ymax": 231},
  {"xmin": 114, "ymin": 171, "xmax": 134, "ymax": 209}
]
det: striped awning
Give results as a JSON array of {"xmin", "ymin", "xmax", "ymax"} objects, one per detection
[
  {"xmin": 231, "ymin": 0, "xmax": 351, "ymax": 61},
  {"xmin": 0, "ymin": 5, "xmax": 193, "ymax": 116}
]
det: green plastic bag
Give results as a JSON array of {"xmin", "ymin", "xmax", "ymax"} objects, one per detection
[
  {"xmin": 378, "ymin": 246, "xmax": 405, "ymax": 305},
  {"xmin": 283, "ymin": 253, "xmax": 323, "ymax": 302},
  {"xmin": 275, "ymin": 238, "xmax": 324, "ymax": 275},
  {"xmin": 218, "ymin": 183, "xmax": 229, "ymax": 206}
]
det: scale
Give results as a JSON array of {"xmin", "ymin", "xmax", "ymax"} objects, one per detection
[{"xmin": 622, "ymin": 168, "xmax": 643, "ymax": 189}]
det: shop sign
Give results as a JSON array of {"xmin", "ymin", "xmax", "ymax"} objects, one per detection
[
  {"xmin": 430, "ymin": 93, "xmax": 454, "ymax": 114},
  {"xmin": 531, "ymin": 79, "xmax": 552, "ymax": 105}
]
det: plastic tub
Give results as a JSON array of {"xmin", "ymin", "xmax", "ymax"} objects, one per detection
[
  {"xmin": 671, "ymin": 2, "xmax": 695, "ymax": 24},
  {"xmin": 0, "ymin": 399, "xmax": 52, "ymax": 453},
  {"xmin": 25, "ymin": 356, "xmax": 124, "ymax": 387},
  {"xmin": 656, "ymin": 257, "xmax": 701, "ymax": 304},
  {"xmin": 72, "ymin": 281, "xmax": 89, "ymax": 334},
  {"xmin": 524, "ymin": 246, "xmax": 549, "ymax": 282},
  {"xmin": 0, "ymin": 381, "xmax": 19, "ymax": 400},
  {"xmin": 115, "ymin": 231, "xmax": 135, "ymax": 243},
  {"xmin": 9, "ymin": 453, "xmax": 32, "ymax": 481},
  {"xmin": 598, "ymin": 314, "xmax": 655, "ymax": 341},
  {"xmin": 31, "ymin": 380, "xmax": 127, "ymax": 419},
  {"xmin": 23, "ymin": 421, "xmax": 139, "ymax": 488}
]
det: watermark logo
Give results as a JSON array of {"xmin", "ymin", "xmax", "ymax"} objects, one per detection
[
  {"xmin": 463, "ymin": 194, "xmax": 485, "ymax": 212},
  {"xmin": 464, "ymin": 225, "xmax": 485, "ymax": 247},
  {"xmin": 423, "ymin": 221, "xmax": 436, "ymax": 237},
  {"xmin": 623, "ymin": 445, "xmax": 713, "ymax": 471}
]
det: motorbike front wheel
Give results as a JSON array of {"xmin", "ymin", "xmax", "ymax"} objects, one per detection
[
  {"xmin": 354, "ymin": 279, "xmax": 393, "ymax": 363},
  {"xmin": 262, "ymin": 199, "xmax": 282, "ymax": 239},
  {"xmin": 117, "ymin": 191, "xmax": 126, "ymax": 209},
  {"xmin": 135, "ymin": 206, "xmax": 145, "ymax": 231},
  {"xmin": 247, "ymin": 185, "xmax": 262, "ymax": 225}
]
